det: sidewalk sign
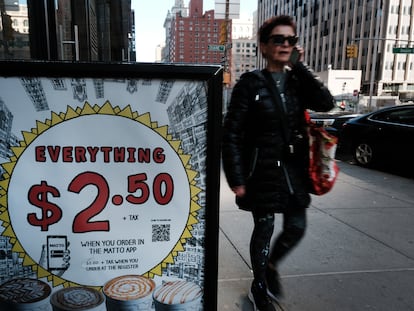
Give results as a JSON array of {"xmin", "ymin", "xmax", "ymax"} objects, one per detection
[{"xmin": 0, "ymin": 61, "xmax": 222, "ymax": 310}]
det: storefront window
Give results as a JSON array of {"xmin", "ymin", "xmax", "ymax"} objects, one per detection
[{"xmin": 0, "ymin": 0, "xmax": 135, "ymax": 62}]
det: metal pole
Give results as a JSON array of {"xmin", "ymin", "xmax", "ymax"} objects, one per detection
[
  {"xmin": 59, "ymin": 24, "xmax": 64, "ymax": 60},
  {"xmin": 222, "ymin": 0, "xmax": 230, "ymax": 113},
  {"xmin": 224, "ymin": 0, "xmax": 230, "ymax": 78},
  {"xmin": 74, "ymin": 25, "xmax": 79, "ymax": 61},
  {"xmin": 368, "ymin": 0, "xmax": 382, "ymax": 111},
  {"xmin": 354, "ymin": 37, "xmax": 413, "ymax": 43},
  {"xmin": 60, "ymin": 24, "xmax": 79, "ymax": 61}
]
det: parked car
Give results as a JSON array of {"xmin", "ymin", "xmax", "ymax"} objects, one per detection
[
  {"xmin": 309, "ymin": 109, "xmax": 361, "ymax": 152},
  {"xmin": 341, "ymin": 104, "xmax": 414, "ymax": 168},
  {"xmin": 310, "ymin": 112, "xmax": 360, "ymax": 136}
]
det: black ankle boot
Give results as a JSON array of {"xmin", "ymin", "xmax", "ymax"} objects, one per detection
[
  {"xmin": 248, "ymin": 280, "xmax": 276, "ymax": 311},
  {"xmin": 266, "ymin": 266, "xmax": 283, "ymax": 302}
]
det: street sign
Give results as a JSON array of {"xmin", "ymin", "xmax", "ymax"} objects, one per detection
[
  {"xmin": 393, "ymin": 47, "xmax": 414, "ymax": 53},
  {"xmin": 208, "ymin": 44, "xmax": 225, "ymax": 52}
]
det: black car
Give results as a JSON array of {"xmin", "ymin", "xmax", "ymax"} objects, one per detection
[
  {"xmin": 341, "ymin": 104, "xmax": 414, "ymax": 168},
  {"xmin": 309, "ymin": 110, "xmax": 360, "ymax": 152},
  {"xmin": 310, "ymin": 112, "xmax": 360, "ymax": 136}
]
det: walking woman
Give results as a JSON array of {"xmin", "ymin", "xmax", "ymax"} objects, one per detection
[{"xmin": 222, "ymin": 15, "xmax": 335, "ymax": 311}]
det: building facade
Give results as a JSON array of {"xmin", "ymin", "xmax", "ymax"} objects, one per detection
[
  {"xmin": 230, "ymin": 15, "xmax": 258, "ymax": 85},
  {"xmin": 257, "ymin": 0, "xmax": 414, "ymax": 104},
  {"xmin": 164, "ymin": 0, "xmax": 230, "ymax": 65},
  {"xmin": 231, "ymin": 38, "xmax": 257, "ymax": 85},
  {"xmin": 162, "ymin": 0, "xmax": 188, "ymax": 62},
  {"xmin": 0, "ymin": 0, "xmax": 135, "ymax": 62}
]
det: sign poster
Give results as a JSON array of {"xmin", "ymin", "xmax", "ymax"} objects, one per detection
[{"xmin": 0, "ymin": 62, "xmax": 222, "ymax": 310}]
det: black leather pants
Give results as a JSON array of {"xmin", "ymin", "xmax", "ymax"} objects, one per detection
[{"xmin": 250, "ymin": 199, "xmax": 307, "ymax": 284}]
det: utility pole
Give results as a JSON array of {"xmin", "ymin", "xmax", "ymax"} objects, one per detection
[
  {"xmin": 368, "ymin": 0, "xmax": 382, "ymax": 110},
  {"xmin": 223, "ymin": 0, "xmax": 231, "ymax": 87},
  {"xmin": 220, "ymin": 0, "xmax": 231, "ymax": 113}
]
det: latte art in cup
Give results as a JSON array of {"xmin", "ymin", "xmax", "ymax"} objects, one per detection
[
  {"xmin": 153, "ymin": 280, "xmax": 202, "ymax": 310},
  {"xmin": 103, "ymin": 275, "xmax": 156, "ymax": 310},
  {"xmin": 50, "ymin": 287, "xmax": 105, "ymax": 311},
  {"xmin": 0, "ymin": 278, "xmax": 52, "ymax": 311}
]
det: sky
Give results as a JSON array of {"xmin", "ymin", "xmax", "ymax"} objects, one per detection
[{"xmin": 132, "ymin": 0, "xmax": 257, "ymax": 62}]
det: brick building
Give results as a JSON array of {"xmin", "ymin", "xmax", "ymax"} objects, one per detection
[{"xmin": 165, "ymin": 0, "xmax": 230, "ymax": 65}]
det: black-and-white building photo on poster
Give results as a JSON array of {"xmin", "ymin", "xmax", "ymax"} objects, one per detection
[{"xmin": 0, "ymin": 61, "xmax": 222, "ymax": 311}]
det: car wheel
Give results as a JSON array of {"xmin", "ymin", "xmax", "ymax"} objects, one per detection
[{"xmin": 353, "ymin": 142, "xmax": 375, "ymax": 167}]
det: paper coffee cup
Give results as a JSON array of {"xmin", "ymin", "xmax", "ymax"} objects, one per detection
[
  {"xmin": 0, "ymin": 277, "xmax": 52, "ymax": 311},
  {"xmin": 50, "ymin": 287, "xmax": 105, "ymax": 311},
  {"xmin": 153, "ymin": 280, "xmax": 202, "ymax": 311},
  {"xmin": 103, "ymin": 274, "xmax": 156, "ymax": 310}
]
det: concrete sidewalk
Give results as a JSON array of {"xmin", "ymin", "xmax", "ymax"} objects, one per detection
[{"xmin": 217, "ymin": 161, "xmax": 414, "ymax": 311}]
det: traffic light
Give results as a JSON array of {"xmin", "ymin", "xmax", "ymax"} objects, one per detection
[
  {"xmin": 219, "ymin": 22, "xmax": 227, "ymax": 45},
  {"xmin": 346, "ymin": 45, "xmax": 353, "ymax": 58},
  {"xmin": 346, "ymin": 44, "xmax": 358, "ymax": 58}
]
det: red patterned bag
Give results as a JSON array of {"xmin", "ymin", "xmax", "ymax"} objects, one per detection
[{"xmin": 305, "ymin": 111, "xmax": 339, "ymax": 195}]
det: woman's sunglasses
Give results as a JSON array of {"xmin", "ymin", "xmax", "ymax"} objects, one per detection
[{"xmin": 269, "ymin": 35, "xmax": 298, "ymax": 46}]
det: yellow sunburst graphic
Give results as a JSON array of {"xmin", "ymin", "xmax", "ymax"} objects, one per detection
[{"xmin": 0, "ymin": 101, "xmax": 202, "ymax": 289}]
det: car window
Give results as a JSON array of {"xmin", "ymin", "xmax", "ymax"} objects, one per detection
[{"xmin": 371, "ymin": 108, "xmax": 414, "ymax": 125}]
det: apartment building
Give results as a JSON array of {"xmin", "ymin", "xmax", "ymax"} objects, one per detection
[
  {"xmin": 257, "ymin": 0, "xmax": 414, "ymax": 103},
  {"xmin": 231, "ymin": 38, "xmax": 257, "ymax": 85},
  {"xmin": 164, "ymin": 0, "xmax": 229, "ymax": 64},
  {"xmin": 230, "ymin": 15, "xmax": 258, "ymax": 85}
]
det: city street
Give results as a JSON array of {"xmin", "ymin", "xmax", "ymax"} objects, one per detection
[{"xmin": 218, "ymin": 159, "xmax": 414, "ymax": 310}]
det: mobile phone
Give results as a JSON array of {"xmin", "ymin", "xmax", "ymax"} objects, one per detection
[
  {"xmin": 289, "ymin": 48, "xmax": 300, "ymax": 65},
  {"xmin": 47, "ymin": 235, "xmax": 68, "ymax": 270}
]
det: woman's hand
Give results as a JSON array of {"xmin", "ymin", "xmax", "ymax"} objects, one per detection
[
  {"xmin": 295, "ymin": 45, "xmax": 305, "ymax": 62},
  {"xmin": 231, "ymin": 185, "xmax": 246, "ymax": 197}
]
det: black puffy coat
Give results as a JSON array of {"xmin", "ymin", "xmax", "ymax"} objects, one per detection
[{"xmin": 222, "ymin": 63, "xmax": 335, "ymax": 213}]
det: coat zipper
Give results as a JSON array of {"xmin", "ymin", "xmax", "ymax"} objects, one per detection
[
  {"xmin": 281, "ymin": 162, "xmax": 294, "ymax": 195},
  {"xmin": 247, "ymin": 148, "xmax": 259, "ymax": 179}
]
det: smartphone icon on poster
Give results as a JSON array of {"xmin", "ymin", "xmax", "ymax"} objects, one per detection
[{"xmin": 47, "ymin": 235, "xmax": 68, "ymax": 270}]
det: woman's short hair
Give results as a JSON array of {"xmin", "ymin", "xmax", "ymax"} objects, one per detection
[{"xmin": 258, "ymin": 15, "xmax": 297, "ymax": 44}]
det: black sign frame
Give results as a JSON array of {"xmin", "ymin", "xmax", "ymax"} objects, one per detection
[{"xmin": 0, "ymin": 60, "xmax": 223, "ymax": 310}]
